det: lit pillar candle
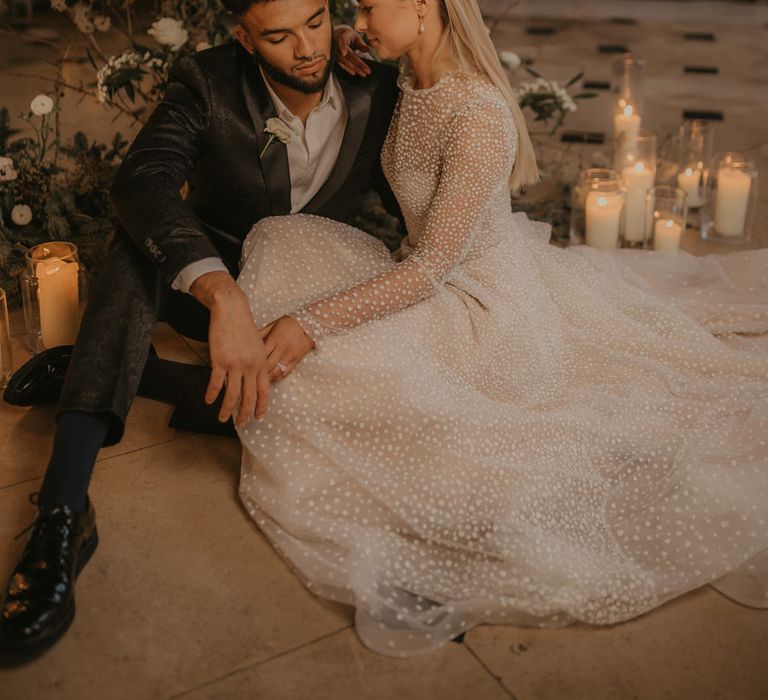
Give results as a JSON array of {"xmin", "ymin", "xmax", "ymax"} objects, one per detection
[
  {"xmin": 614, "ymin": 105, "xmax": 641, "ymax": 143},
  {"xmin": 621, "ymin": 161, "xmax": 655, "ymax": 243},
  {"xmin": 585, "ymin": 191, "xmax": 624, "ymax": 250},
  {"xmin": 36, "ymin": 258, "xmax": 80, "ymax": 348},
  {"xmin": 677, "ymin": 167, "xmax": 703, "ymax": 208},
  {"xmin": 654, "ymin": 218, "xmax": 683, "ymax": 252},
  {"xmin": 714, "ymin": 168, "xmax": 751, "ymax": 237}
]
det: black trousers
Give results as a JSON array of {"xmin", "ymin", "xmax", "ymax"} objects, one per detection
[{"xmin": 58, "ymin": 227, "xmax": 221, "ymax": 445}]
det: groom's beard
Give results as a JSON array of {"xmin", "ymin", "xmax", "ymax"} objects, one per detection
[{"xmin": 253, "ymin": 47, "xmax": 335, "ymax": 95}]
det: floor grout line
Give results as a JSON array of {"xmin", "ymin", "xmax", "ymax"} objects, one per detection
[
  {"xmin": 464, "ymin": 639, "xmax": 521, "ymax": 700},
  {"xmin": 166, "ymin": 624, "xmax": 354, "ymax": 700},
  {"xmin": 0, "ymin": 434, "xmax": 199, "ymax": 492}
]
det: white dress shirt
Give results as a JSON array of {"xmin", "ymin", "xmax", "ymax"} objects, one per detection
[{"xmin": 172, "ymin": 70, "xmax": 349, "ymax": 294}]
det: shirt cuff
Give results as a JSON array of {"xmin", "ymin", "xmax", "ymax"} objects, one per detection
[{"xmin": 172, "ymin": 257, "xmax": 230, "ymax": 294}]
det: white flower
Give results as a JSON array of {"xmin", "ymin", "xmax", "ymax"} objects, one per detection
[
  {"xmin": 0, "ymin": 156, "xmax": 17, "ymax": 182},
  {"xmin": 30, "ymin": 94, "xmax": 54, "ymax": 116},
  {"xmin": 264, "ymin": 118, "xmax": 292, "ymax": 144},
  {"xmin": 72, "ymin": 3, "xmax": 94, "ymax": 33},
  {"xmin": 499, "ymin": 50, "xmax": 521, "ymax": 72},
  {"xmin": 50, "ymin": 0, "xmax": 67, "ymax": 10},
  {"xmin": 147, "ymin": 17, "xmax": 189, "ymax": 52},
  {"xmin": 94, "ymin": 15, "xmax": 111, "ymax": 32},
  {"xmin": 11, "ymin": 204, "xmax": 32, "ymax": 226},
  {"xmin": 260, "ymin": 118, "xmax": 292, "ymax": 158},
  {"xmin": 195, "ymin": 41, "xmax": 212, "ymax": 52}
]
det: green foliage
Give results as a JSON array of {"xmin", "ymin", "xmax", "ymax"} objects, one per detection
[{"xmin": 0, "ymin": 103, "xmax": 127, "ymax": 308}]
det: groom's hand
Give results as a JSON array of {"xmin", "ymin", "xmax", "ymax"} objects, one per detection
[
  {"xmin": 334, "ymin": 25, "xmax": 372, "ymax": 77},
  {"xmin": 190, "ymin": 271, "xmax": 270, "ymax": 426}
]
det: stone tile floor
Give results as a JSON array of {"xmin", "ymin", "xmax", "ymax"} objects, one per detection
[{"xmin": 2, "ymin": 2, "xmax": 768, "ymax": 698}]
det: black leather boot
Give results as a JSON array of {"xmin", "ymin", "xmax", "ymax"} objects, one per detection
[{"xmin": 0, "ymin": 495, "xmax": 98, "ymax": 659}]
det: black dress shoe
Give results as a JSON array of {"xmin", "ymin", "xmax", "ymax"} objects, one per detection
[
  {"xmin": 4, "ymin": 344, "xmax": 158, "ymax": 407},
  {"xmin": 3, "ymin": 345, "xmax": 73, "ymax": 407},
  {"xmin": 0, "ymin": 496, "xmax": 98, "ymax": 659}
]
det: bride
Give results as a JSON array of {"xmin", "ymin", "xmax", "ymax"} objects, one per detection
[{"xmin": 236, "ymin": 0, "xmax": 768, "ymax": 656}]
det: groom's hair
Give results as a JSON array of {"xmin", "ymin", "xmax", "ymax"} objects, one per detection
[{"xmin": 222, "ymin": 0, "xmax": 275, "ymax": 17}]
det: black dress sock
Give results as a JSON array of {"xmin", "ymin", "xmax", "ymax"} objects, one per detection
[
  {"xmin": 137, "ymin": 355, "xmax": 208, "ymax": 405},
  {"xmin": 38, "ymin": 411, "xmax": 112, "ymax": 512}
]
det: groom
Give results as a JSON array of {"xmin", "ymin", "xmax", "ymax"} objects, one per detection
[{"xmin": 0, "ymin": 0, "xmax": 399, "ymax": 657}]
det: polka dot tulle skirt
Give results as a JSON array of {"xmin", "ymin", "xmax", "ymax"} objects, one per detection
[{"xmin": 237, "ymin": 68, "xmax": 768, "ymax": 657}]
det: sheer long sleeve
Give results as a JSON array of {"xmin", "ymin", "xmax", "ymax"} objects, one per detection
[{"xmin": 290, "ymin": 98, "xmax": 514, "ymax": 342}]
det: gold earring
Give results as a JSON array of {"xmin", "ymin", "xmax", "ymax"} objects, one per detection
[{"xmin": 418, "ymin": 15, "xmax": 425, "ymax": 34}]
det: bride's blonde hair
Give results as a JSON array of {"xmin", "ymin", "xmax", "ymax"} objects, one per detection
[{"xmin": 434, "ymin": 0, "xmax": 539, "ymax": 191}]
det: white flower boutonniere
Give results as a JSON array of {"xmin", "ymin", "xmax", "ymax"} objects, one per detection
[{"xmin": 261, "ymin": 118, "xmax": 292, "ymax": 158}]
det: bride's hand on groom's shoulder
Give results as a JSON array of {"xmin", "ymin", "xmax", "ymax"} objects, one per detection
[
  {"xmin": 334, "ymin": 25, "xmax": 372, "ymax": 77},
  {"xmin": 259, "ymin": 316, "xmax": 315, "ymax": 383}
]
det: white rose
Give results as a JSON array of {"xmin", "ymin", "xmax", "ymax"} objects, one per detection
[
  {"xmin": 499, "ymin": 51, "xmax": 521, "ymax": 72},
  {"xmin": 30, "ymin": 94, "xmax": 54, "ymax": 116},
  {"xmin": 0, "ymin": 156, "xmax": 17, "ymax": 182},
  {"xmin": 148, "ymin": 17, "xmax": 189, "ymax": 52},
  {"xmin": 195, "ymin": 41, "xmax": 212, "ymax": 52},
  {"xmin": 11, "ymin": 204, "xmax": 33, "ymax": 226},
  {"xmin": 264, "ymin": 118, "xmax": 292, "ymax": 144},
  {"xmin": 94, "ymin": 15, "xmax": 111, "ymax": 32}
]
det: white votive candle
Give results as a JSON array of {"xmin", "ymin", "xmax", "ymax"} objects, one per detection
[
  {"xmin": 614, "ymin": 104, "xmax": 641, "ymax": 142},
  {"xmin": 585, "ymin": 191, "xmax": 623, "ymax": 250},
  {"xmin": 37, "ymin": 258, "xmax": 80, "ymax": 348},
  {"xmin": 677, "ymin": 167, "xmax": 703, "ymax": 208},
  {"xmin": 714, "ymin": 168, "xmax": 751, "ymax": 237},
  {"xmin": 654, "ymin": 218, "xmax": 683, "ymax": 252},
  {"xmin": 621, "ymin": 161, "xmax": 655, "ymax": 243}
]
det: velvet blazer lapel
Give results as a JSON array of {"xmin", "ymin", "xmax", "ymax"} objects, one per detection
[
  {"xmin": 239, "ymin": 58, "xmax": 292, "ymax": 216},
  {"xmin": 302, "ymin": 70, "xmax": 376, "ymax": 215}
]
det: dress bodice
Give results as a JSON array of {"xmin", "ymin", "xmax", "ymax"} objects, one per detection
[{"xmin": 381, "ymin": 61, "xmax": 519, "ymax": 263}]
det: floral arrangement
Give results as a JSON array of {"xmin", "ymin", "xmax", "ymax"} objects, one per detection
[
  {"xmin": 512, "ymin": 67, "xmax": 596, "ymax": 134},
  {"xmin": 0, "ymin": 91, "xmax": 129, "ymax": 306}
]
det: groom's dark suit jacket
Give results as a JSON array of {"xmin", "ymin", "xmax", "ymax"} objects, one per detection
[{"xmin": 110, "ymin": 41, "xmax": 402, "ymax": 285}]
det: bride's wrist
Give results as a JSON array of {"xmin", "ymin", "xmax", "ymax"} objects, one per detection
[{"xmin": 288, "ymin": 311, "xmax": 323, "ymax": 347}]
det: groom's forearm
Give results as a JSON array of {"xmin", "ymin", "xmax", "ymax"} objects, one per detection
[{"xmin": 189, "ymin": 270, "xmax": 241, "ymax": 311}]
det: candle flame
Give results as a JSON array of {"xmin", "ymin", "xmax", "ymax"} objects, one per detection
[
  {"xmin": 633, "ymin": 162, "xmax": 645, "ymax": 174},
  {"xmin": 623, "ymin": 105, "xmax": 634, "ymax": 117},
  {"xmin": 597, "ymin": 196, "xmax": 608, "ymax": 207},
  {"xmin": 684, "ymin": 167, "xmax": 694, "ymax": 177}
]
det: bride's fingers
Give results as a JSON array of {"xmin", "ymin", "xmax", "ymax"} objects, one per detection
[
  {"xmin": 268, "ymin": 357, "xmax": 288, "ymax": 382},
  {"xmin": 258, "ymin": 321, "xmax": 276, "ymax": 339},
  {"xmin": 337, "ymin": 55, "xmax": 359, "ymax": 76},
  {"xmin": 263, "ymin": 336, "xmax": 277, "ymax": 357},
  {"xmin": 274, "ymin": 361, "xmax": 296, "ymax": 383},
  {"xmin": 272, "ymin": 357, "xmax": 296, "ymax": 382}
]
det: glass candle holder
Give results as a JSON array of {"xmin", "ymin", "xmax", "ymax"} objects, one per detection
[
  {"xmin": 22, "ymin": 241, "xmax": 87, "ymax": 354},
  {"xmin": 647, "ymin": 185, "xmax": 688, "ymax": 253},
  {"xmin": 701, "ymin": 152, "xmax": 759, "ymax": 245},
  {"xmin": 676, "ymin": 120, "xmax": 714, "ymax": 209},
  {"xmin": 612, "ymin": 54, "xmax": 645, "ymax": 142},
  {"xmin": 570, "ymin": 168, "xmax": 626, "ymax": 250},
  {"xmin": 616, "ymin": 131, "xmax": 657, "ymax": 248},
  {"xmin": 0, "ymin": 288, "xmax": 12, "ymax": 390}
]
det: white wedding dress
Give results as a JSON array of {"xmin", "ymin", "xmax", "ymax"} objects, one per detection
[{"xmin": 236, "ymin": 64, "xmax": 768, "ymax": 657}]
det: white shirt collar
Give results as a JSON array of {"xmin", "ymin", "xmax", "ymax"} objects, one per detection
[{"xmin": 260, "ymin": 66, "xmax": 340, "ymax": 126}]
